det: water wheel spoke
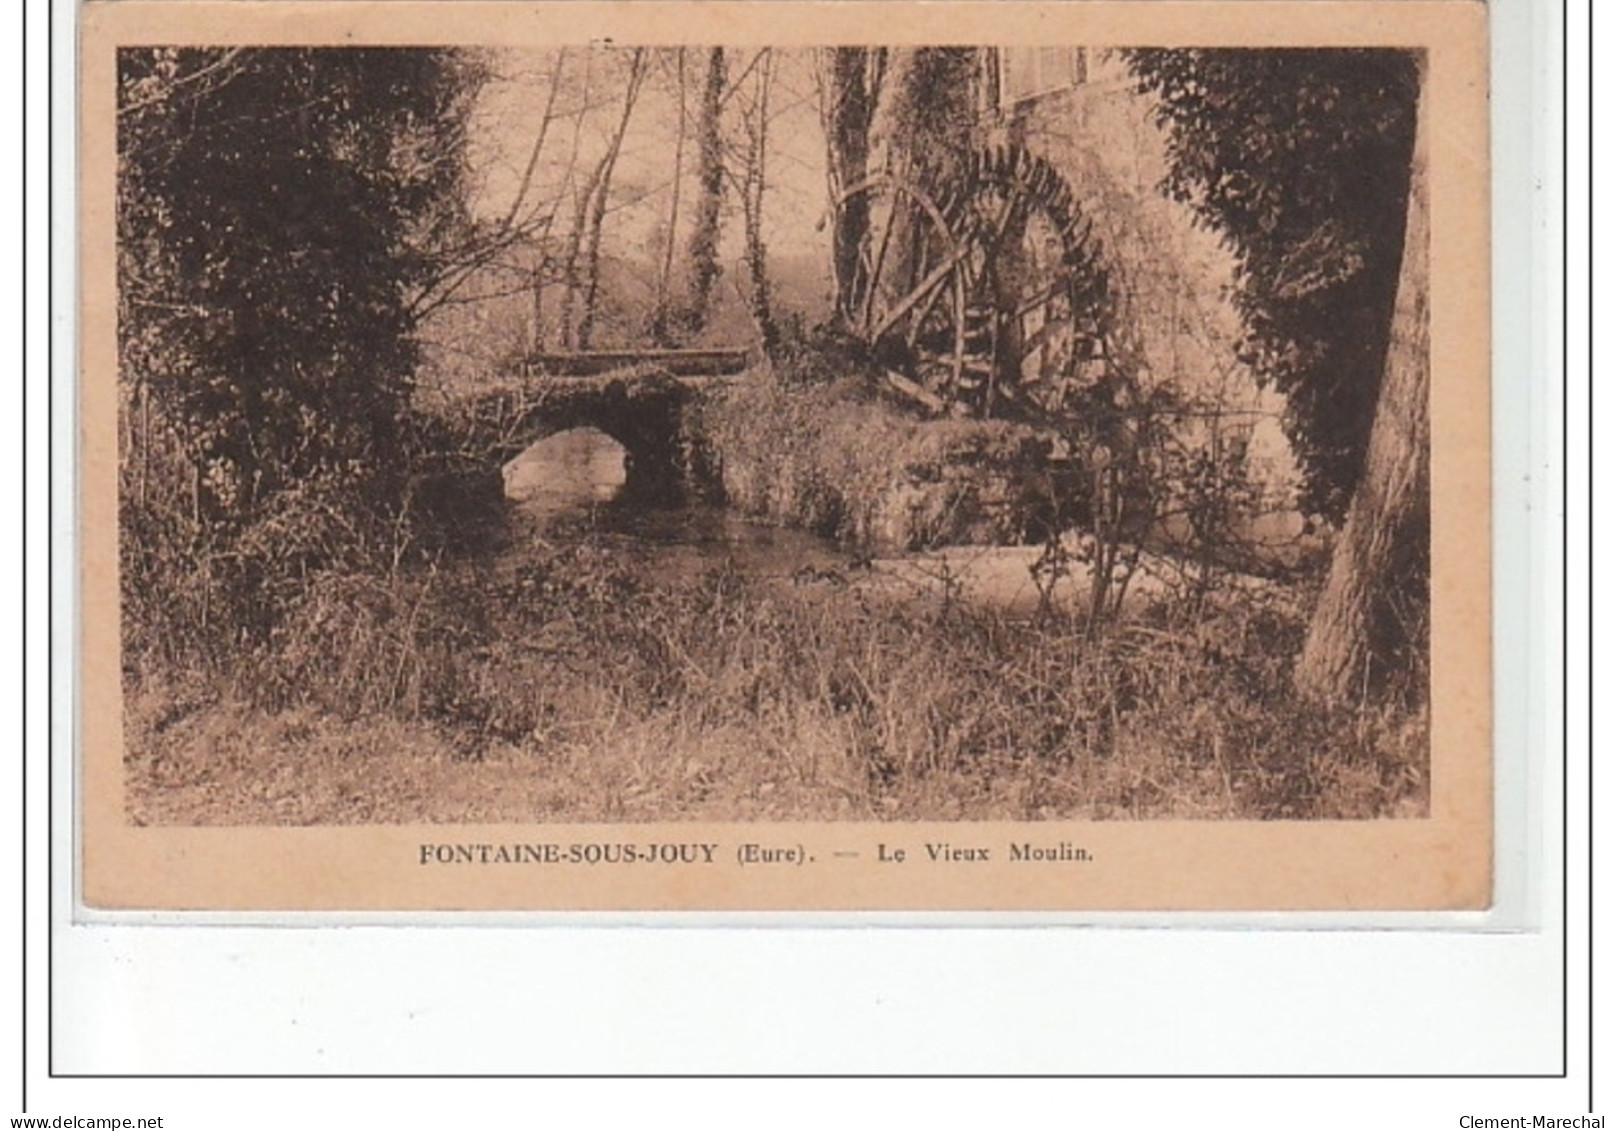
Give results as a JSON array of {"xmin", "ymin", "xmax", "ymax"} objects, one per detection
[
  {"xmin": 1019, "ymin": 312, "xmax": 1075, "ymax": 361},
  {"xmin": 1014, "ymin": 281, "xmax": 1065, "ymax": 320},
  {"xmin": 949, "ymin": 273, "xmax": 969, "ymax": 399},
  {"xmin": 852, "ymin": 149, "xmax": 1112, "ymax": 421},
  {"xmin": 860, "ymin": 195, "xmax": 906, "ymax": 334},
  {"xmin": 869, "ymin": 242, "xmax": 976, "ymax": 344},
  {"xmin": 904, "ymin": 263, "xmax": 955, "ymax": 350}
]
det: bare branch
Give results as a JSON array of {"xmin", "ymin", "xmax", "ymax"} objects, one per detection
[
  {"xmin": 118, "ymin": 48, "xmax": 250, "ymax": 116},
  {"xmin": 499, "ymin": 49, "xmax": 568, "ymax": 231}
]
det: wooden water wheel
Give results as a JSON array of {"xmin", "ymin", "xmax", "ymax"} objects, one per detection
[{"xmin": 840, "ymin": 146, "xmax": 1114, "ymax": 419}]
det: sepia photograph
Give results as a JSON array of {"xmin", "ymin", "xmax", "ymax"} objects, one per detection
[{"xmin": 79, "ymin": 1, "xmax": 1491, "ymax": 911}]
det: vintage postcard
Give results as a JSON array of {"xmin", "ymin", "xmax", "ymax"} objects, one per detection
[{"xmin": 79, "ymin": 0, "xmax": 1491, "ymax": 912}]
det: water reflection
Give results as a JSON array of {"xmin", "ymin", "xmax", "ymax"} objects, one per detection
[
  {"xmin": 503, "ymin": 427, "xmax": 627, "ymax": 510},
  {"xmin": 497, "ymin": 426, "xmax": 1106, "ymax": 610},
  {"xmin": 502, "ymin": 426, "xmax": 843, "ymax": 583}
]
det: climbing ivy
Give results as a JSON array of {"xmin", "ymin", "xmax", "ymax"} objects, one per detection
[
  {"xmin": 1124, "ymin": 48, "xmax": 1420, "ymax": 521},
  {"xmin": 118, "ymin": 47, "xmax": 487, "ymax": 655}
]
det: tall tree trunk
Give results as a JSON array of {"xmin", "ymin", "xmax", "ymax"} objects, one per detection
[
  {"xmin": 1295, "ymin": 65, "xmax": 1429, "ymax": 704},
  {"xmin": 556, "ymin": 186, "xmax": 591, "ymax": 348},
  {"xmin": 868, "ymin": 48, "xmax": 976, "ymax": 181},
  {"xmin": 683, "ymin": 47, "xmax": 726, "ymax": 337},
  {"xmin": 554, "ymin": 58, "xmax": 595, "ymax": 349},
  {"xmin": 823, "ymin": 48, "xmax": 881, "ymax": 328},
  {"xmin": 861, "ymin": 49, "xmax": 979, "ymax": 326},
  {"xmin": 867, "ymin": 48, "xmax": 915, "ymax": 175},
  {"xmin": 650, "ymin": 48, "xmax": 688, "ymax": 346},
  {"xmin": 510, "ymin": 52, "xmax": 567, "ymax": 354},
  {"xmin": 740, "ymin": 51, "xmax": 778, "ymax": 356},
  {"xmin": 528, "ymin": 262, "xmax": 545, "ymax": 352},
  {"xmin": 575, "ymin": 49, "xmax": 648, "ymax": 349}
]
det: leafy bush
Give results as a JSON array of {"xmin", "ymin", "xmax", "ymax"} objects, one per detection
[{"xmin": 117, "ymin": 48, "xmax": 487, "ymax": 676}]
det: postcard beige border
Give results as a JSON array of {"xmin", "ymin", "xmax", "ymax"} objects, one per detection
[{"xmin": 78, "ymin": 0, "xmax": 1491, "ymax": 912}]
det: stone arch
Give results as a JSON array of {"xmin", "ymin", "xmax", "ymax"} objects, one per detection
[{"xmin": 478, "ymin": 368, "xmax": 696, "ymax": 502}]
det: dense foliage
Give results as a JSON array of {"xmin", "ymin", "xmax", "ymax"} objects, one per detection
[
  {"xmin": 1125, "ymin": 49, "xmax": 1421, "ymax": 521},
  {"xmin": 118, "ymin": 47, "xmax": 486, "ymax": 658}
]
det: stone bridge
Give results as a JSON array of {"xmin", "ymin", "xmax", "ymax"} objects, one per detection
[{"xmin": 456, "ymin": 351, "xmax": 749, "ymax": 502}]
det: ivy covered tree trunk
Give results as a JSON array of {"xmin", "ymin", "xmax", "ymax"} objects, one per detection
[
  {"xmin": 1295, "ymin": 68, "xmax": 1429, "ymax": 703},
  {"xmin": 739, "ymin": 50, "xmax": 778, "ymax": 356},
  {"xmin": 650, "ymin": 48, "xmax": 688, "ymax": 347},
  {"xmin": 823, "ymin": 47, "xmax": 881, "ymax": 328},
  {"xmin": 861, "ymin": 49, "xmax": 979, "ymax": 325},
  {"xmin": 683, "ymin": 47, "xmax": 726, "ymax": 336}
]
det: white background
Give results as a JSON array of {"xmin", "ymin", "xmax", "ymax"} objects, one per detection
[{"xmin": 13, "ymin": 0, "xmax": 1594, "ymax": 1124}]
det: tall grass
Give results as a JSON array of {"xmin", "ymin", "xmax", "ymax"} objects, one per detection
[{"xmin": 125, "ymin": 532, "xmax": 1427, "ymax": 825}]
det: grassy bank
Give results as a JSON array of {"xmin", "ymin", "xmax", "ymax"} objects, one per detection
[
  {"xmin": 694, "ymin": 371, "xmax": 1068, "ymax": 551},
  {"xmin": 125, "ymin": 535, "xmax": 1427, "ymax": 825}
]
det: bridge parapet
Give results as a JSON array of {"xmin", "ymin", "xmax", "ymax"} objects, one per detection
[{"xmin": 517, "ymin": 347, "xmax": 752, "ymax": 380}]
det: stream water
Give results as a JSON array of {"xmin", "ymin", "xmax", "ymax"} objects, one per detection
[
  {"xmin": 501, "ymin": 427, "xmax": 848, "ymax": 586},
  {"xmin": 495, "ymin": 426, "xmax": 1274, "ymax": 615}
]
